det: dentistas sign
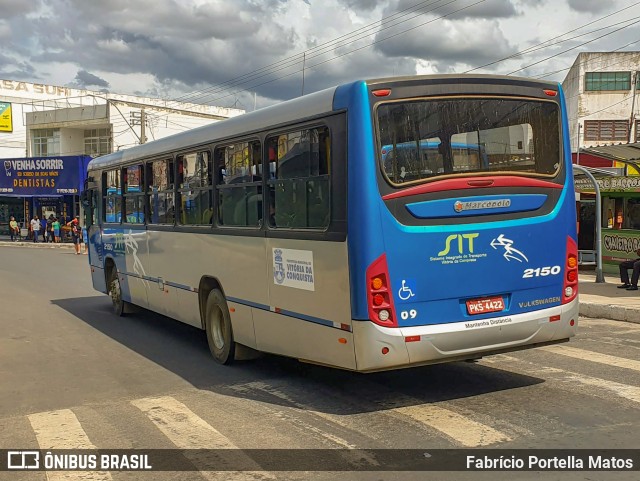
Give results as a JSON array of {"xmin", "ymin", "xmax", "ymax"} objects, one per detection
[{"xmin": 0, "ymin": 155, "xmax": 91, "ymax": 196}]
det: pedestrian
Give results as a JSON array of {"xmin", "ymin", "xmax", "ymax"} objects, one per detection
[
  {"xmin": 9, "ymin": 216, "xmax": 19, "ymax": 241},
  {"xmin": 618, "ymin": 248, "xmax": 640, "ymax": 291},
  {"xmin": 67, "ymin": 215, "xmax": 81, "ymax": 254},
  {"xmin": 52, "ymin": 217, "xmax": 61, "ymax": 243},
  {"xmin": 30, "ymin": 215, "xmax": 40, "ymax": 243},
  {"xmin": 46, "ymin": 215, "xmax": 54, "ymax": 243},
  {"xmin": 40, "ymin": 217, "xmax": 47, "ymax": 242}
]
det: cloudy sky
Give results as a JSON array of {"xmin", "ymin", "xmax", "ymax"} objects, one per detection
[{"xmin": 1, "ymin": 0, "xmax": 638, "ymax": 110}]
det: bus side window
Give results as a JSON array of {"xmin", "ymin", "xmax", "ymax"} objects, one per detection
[
  {"xmin": 214, "ymin": 141, "xmax": 261, "ymax": 228},
  {"xmin": 267, "ymin": 127, "xmax": 330, "ymax": 229}
]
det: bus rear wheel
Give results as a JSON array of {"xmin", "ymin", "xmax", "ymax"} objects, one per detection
[{"xmin": 205, "ymin": 289, "xmax": 235, "ymax": 365}]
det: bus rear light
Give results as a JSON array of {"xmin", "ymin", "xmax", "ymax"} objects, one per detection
[
  {"xmin": 563, "ymin": 237, "xmax": 578, "ymax": 304},
  {"xmin": 372, "ymin": 89, "xmax": 391, "ymax": 97},
  {"xmin": 549, "ymin": 315, "xmax": 561, "ymax": 322},
  {"xmin": 405, "ymin": 335, "xmax": 420, "ymax": 342},
  {"xmin": 338, "ymin": 338, "xmax": 347, "ymax": 344},
  {"xmin": 366, "ymin": 254, "xmax": 398, "ymax": 327},
  {"xmin": 381, "ymin": 347, "xmax": 390, "ymax": 355},
  {"xmin": 570, "ymin": 319, "xmax": 575, "ymax": 326},
  {"xmin": 543, "ymin": 89, "xmax": 557, "ymax": 97}
]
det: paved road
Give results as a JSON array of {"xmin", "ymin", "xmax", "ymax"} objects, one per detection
[{"xmin": 0, "ymin": 246, "xmax": 639, "ymax": 481}]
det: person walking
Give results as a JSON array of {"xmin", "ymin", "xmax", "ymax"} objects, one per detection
[
  {"xmin": 30, "ymin": 215, "xmax": 40, "ymax": 243},
  {"xmin": 52, "ymin": 217, "xmax": 61, "ymax": 243},
  {"xmin": 40, "ymin": 216, "xmax": 47, "ymax": 243},
  {"xmin": 9, "ymin": 216, "xmax": 19, "ymax": 241},
  {"xmin": 618, "ymin": 248, "xmax": 640, "ymax": 290},
  {"xmin": 67, "ymin": 215, "xmax": 81, "ymax": 254}
]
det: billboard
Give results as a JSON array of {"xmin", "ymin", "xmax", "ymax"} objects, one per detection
[
  {"xmin": 0, "ymin": 102, "xmax": 12, "ymax": 132},
  {"xmin": 0, "ymin": 155, "xmax": 91, "ymax": 196}
]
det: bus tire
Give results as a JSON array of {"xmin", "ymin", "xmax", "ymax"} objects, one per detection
[
  {"xmin": 205, "ymin": 289, "xmax": 235, "ymax": 365},
  {"xmin": 108, "ymin": 268, "xmax": 128, "ymax": 317}
]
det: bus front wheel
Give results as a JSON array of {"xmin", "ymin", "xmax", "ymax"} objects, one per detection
[
  {"xmin": 205, "ymin": 289, "xmax": 235, "ymax": 365},
  {"xmin": 108, "ymin": 268, "xmax": 127, "ymax": 317}
]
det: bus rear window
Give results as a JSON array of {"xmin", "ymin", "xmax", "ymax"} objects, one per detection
[{"xmin": 377, "ymin": 97, "xmax": 560, "ymax": 186}]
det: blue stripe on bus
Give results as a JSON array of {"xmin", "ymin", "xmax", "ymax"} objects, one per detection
[
  {"xmin": 119, "ymin": 273, "xmax": 346, "ymax": 331},
  {"xmin": 227, "ymin": 296, "xmax": 345, "ymax": 331}
]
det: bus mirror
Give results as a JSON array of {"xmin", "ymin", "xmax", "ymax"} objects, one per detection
[{"xmin": 85, "ymin": 180, "xmax": 98, "ymax": 190}]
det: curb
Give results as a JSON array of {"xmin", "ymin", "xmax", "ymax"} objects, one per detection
[
  {"xmin": 579, "ymin": 302, "xmax": 640, "ymax": 324},
  {"xmin": 0, "ymin": 241, "xmax": 75, "ymax": 249}
]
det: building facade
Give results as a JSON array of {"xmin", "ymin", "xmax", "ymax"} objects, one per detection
[
  {"xmin": 0, "ymin": 79, "xmax": 244, "ymax": 235},
  {"xmin": 563, "ymin": 52, "xmax": 640, "ymax": 271}
]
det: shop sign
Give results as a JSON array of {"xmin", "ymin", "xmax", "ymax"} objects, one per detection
[
  {"xmin": 575, "ymin": 176, "xmax": 640, "ymax": 193},
  {"xmin": 0, "ymin": 102, "xmax": 12, "ymax": 132},
  {"xmin": 603, "ymin": 230, "xmax": 640, "ymax": 261},
  {"xmin": 0, "ymin": 156, "xmax": 89, "ymax": 196}
]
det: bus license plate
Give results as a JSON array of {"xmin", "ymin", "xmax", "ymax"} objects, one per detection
[{"xmin": 466, "ymin": 296, "xmax": 505, "ymax": 315}]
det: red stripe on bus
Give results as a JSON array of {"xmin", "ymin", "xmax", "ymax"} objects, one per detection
[{"xmin": 382, "ymin": 176, "xmax": 562, "ymax": 200}]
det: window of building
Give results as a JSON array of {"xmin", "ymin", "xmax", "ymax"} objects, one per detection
[
  {"xmin": 584, "ymin": 120, "xmax": 629, "ymax": 142},
  {"xmin": 103, "ymin": 169, "xmax": 122, "ymax": 223},
  {"xmin": 32, "ymin": 129, "xmax": 60, "ymax": 156},
  {"xmin": 123, "ymin": 165, "xmax": 145, "ymax": 224},
  {"xmin": 266, "ymin": 127, "xmax": 331, "ymax": 229},
  {"xmin": 585, "ymin": 72, "xmax": 631, "ymax": 91},
  {"xmin": 84, "ymin": 128, "xmax": 112, "ymax": 157},
  {"xmin": 177, "ymin": 151, "xmax": 212, "ymax": 225},
  {"xmin": 147, "ymin": 159, "xmax": 175, "ymax": 224},
  {"xmin": 215, "ymin": 141, "xmax": 262, "ymax": 227}
]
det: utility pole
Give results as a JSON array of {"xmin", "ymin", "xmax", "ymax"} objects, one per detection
[
  {"xmin": 576, "ymin": 123, "xmax": 581, "ymax": 165},
  {"xmin": 130, "ymin": 108, "xmax": 147, "ymax": 144},
  {"xmin": 629, "ymin": 71, "xmax": 638, "ymax": 143},
  {"xmin": 140, "ymin": 108, "xmax": 146, "ymax": 144}
]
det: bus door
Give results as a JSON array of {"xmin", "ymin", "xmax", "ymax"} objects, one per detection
[{"xmin": 82, "ymin": 179, "xmax": 107, "ymax": 291}]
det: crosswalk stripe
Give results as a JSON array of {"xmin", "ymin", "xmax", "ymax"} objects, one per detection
[
  {"xmin": 483, "ymin": 354, "xmax": 640, "ymax": 404},
  {"xmin": 131, "ymin": 396, "xmax": 274, "ymax": 480},
  {"xmin": 28, "ymin": 409, "xmax": 112, "ymax": 481},
  {"xmin": 233, "ymin": 382, "xmax": 359, "ymax": 449},
  {"xmin": 540, "ymin": 345, "xmax": 640, "ymax": 372},
  {"xmin": 385, "ymin": 401, "xmax": 511, "ymax": 447}
]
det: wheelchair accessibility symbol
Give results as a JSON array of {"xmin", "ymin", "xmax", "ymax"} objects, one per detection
[{"xmin": 398, "ymin": 279, "xmax": 416, "ymax": 301}]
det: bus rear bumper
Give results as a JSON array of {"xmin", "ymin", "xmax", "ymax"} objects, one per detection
[{"xmin": 352, "ymin": 299, "xmax": 579, "ymax": 372}]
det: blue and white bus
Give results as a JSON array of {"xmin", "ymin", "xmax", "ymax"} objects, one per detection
[{"xmin": 83, "ymin": 74, "xmax": 578, "ymax": 372}]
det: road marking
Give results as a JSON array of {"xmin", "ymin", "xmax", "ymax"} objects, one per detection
[
  {"xmin": 28, "ymin": 409, "xmax": 112, "ymax": 481},
  {"xmin": 483, "ymin": 354, "xmax": 640, "ymax": 404},
  {"xmin": 385, "ymin": 401, "xmax": 512, "ymax": 447},
  {"xmin": 540, "ymin": 345, "xmax": 640, "ymax": 372},
  {"xmin": 131, "ymin": 396, "xmax": 273, "ymax": 480},
  {"xmin": 233, "ymin": 382, "xmax": 359, "ymax": 449}
]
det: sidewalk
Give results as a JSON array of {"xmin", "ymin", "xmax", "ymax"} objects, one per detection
[
  {"xmin": 0, "ymin": 236, "xmax": 75, "ymax": 249},
  {"xmin": 579, "ymin": 271, "xmax": 640, "ymax": 324}
]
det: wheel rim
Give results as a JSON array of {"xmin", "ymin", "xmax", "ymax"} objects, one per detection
[
  {"xmin": 210, "ymin": 305, "xmax": 226, "ymax": 350},
  {"xmin": 110, "ymin": 277, "xmax": 121, "ymax": 308}
]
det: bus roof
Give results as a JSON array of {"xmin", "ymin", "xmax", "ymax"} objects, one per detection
[
  {"xmin": 88, "ymin": 84, "xmax": 340, "ymax": 171},
  {"xmin": 88, "ymin": 74, "xmax": 561, "ymax": 172}
]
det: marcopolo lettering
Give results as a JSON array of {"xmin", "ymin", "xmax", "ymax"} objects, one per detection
[{"xmin": 454, "ymin": 199, "xmax": 510, "ymax": 213}]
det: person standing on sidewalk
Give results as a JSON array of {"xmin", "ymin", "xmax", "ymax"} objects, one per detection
[
  {"xmin": 67, "ymin": 215, "xmax": 81, "ymax": 254},
  {"xmin": 9, "ymin": 216, "xmax": 19, "ymax": 241},
  {"xmin": 30, "ymin": 215, "xmax": 40, "ymax": 243},
  {"xmin": 617, "ymin": 248, "xmax": 640, "ymax": 290},
  {"xmin": 52, "ymin": 217, "xmax": 61, "ymax": 243}
]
